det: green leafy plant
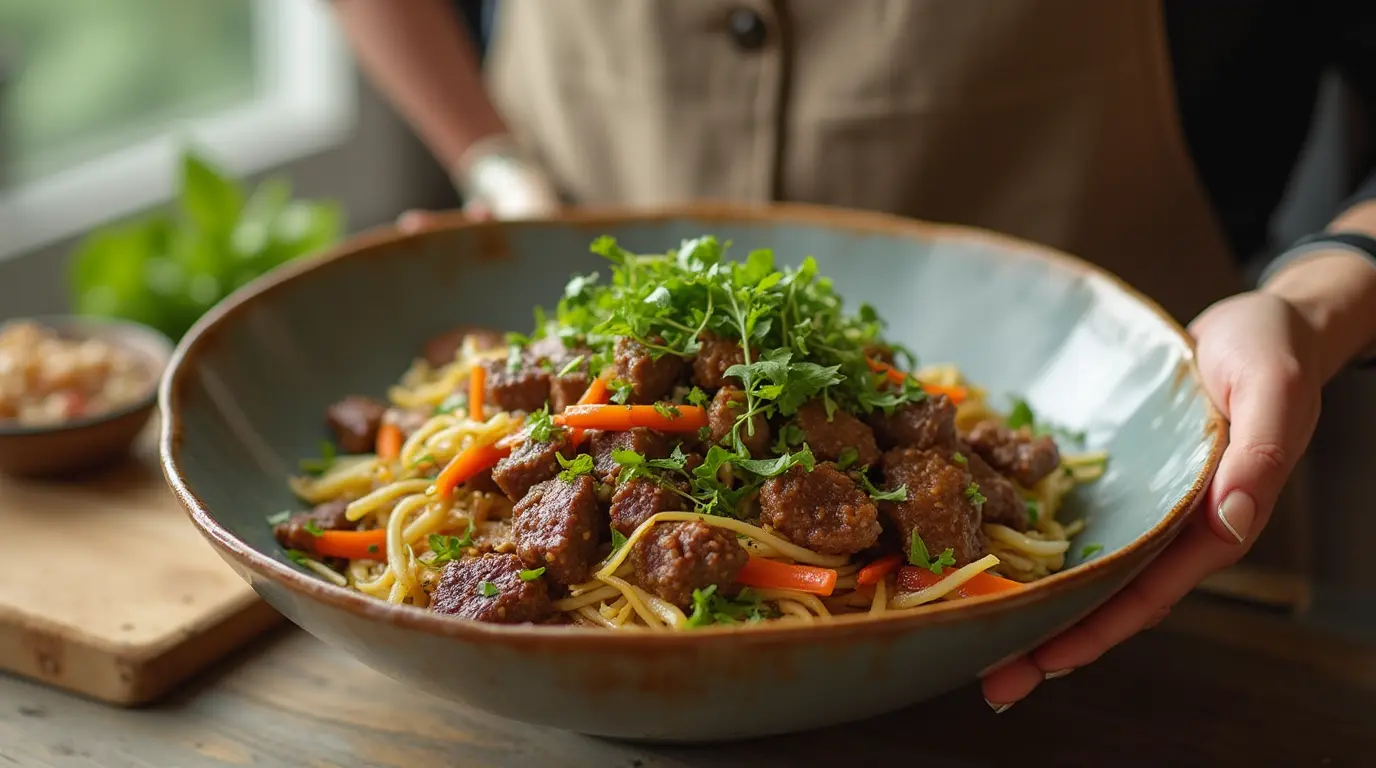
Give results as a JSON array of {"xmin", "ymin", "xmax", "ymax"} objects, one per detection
[{"xmin": 70, "ymin": 149, "xmax": 342, "ymax": 339}]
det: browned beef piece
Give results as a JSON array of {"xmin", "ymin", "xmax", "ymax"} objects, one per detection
[
  {"xmin": 423, "ymin": 325, "xmax": 506, "ymax": 368},
  {"xmin": 589, "ymin": 428, "xmax": 672, "ymax": 483},
  {"xmin": 610, "ymin": 477, "xmax": 687, "ymax": 536},
  {"xmin": 759, "ymin": 464, "xmax": 881, "ymax": 555},
  {"xmin": 708, "ymin": 386, "xmax": 770, "ymax": 458},
  {"xmin": 881, "ymin": 447, "xmax": 985, "ymax": 565},
  {"xmin": 429, "ymin": 553, "xmax": 553, "ymax": 623},
  {"xmin": 691, "ymin": 331, "xmax": 745, "ymax": 390},
  {"xmin": 962, "ymin": 449, "xmax": 1027, "ymax": 531},
  {"xmin": 612, "ymin": 337, "xmax": 686, "ymax": 404},
  {"xmin": 868, "ymin": 394, "xmax": 958, "ymax": 451},
  {"xmin": 629, "ymin": 521, "xmax": 747, "ymax": 606},
  {"xmin": 492, "ymin": 434, "xmax": 575, "ymax": 501},
  {"xmin": 464, "ymin": 469, "xmax": 504, "ymax": 496},
  {"xmin": 326, "ymin": 396, "xmax": 386, "ymax": 454},
  {"xmin": 549, "ymin": 371, "xmax": 590, "ymax": 414},
  {"xmin": 512, "ymin": 475, "xmax": 603, "ymax": 585},
  {"xmin": 480, "ymin": 358, "xmax": 550, "ymax": 414},
  {"xmin": 965, "ymin": 420, "xmax": 1062, "ymax": 487},
  {"xmin": 274, "ymin": 500, "xmax": 353, "ymax": 554},
  {"xmin": 793, "ymin": 399, "xmax": 881, "ymax": 467}
]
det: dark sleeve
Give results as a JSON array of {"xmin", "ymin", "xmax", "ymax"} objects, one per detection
[{"xmin": 1331, "ymin": 2, "xmax": 1376, "ymax": 213}]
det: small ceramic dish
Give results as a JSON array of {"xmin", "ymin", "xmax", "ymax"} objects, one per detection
[
  {"xmin": 161, "ymin": 204, "xmax": 1224, "ymax": 741},
  {"xmin": 0, "ymin": 315, "xmax": 172, "ymax": 477}
]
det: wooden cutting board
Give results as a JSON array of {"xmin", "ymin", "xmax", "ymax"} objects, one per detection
[{"xmin": 0, "ymin": 423, "xmax": 282, "ymax": 705}]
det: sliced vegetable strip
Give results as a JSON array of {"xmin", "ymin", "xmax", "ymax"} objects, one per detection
[
  {"xmin": 855, "ymin": 553, "xmax": 903, "ymax": 586},
  {"xmin": 736, "ymin": 557, "xmax": 838, "ymax": 597},
  {"xmin": 433, "ymin": 440, "xmax": 510, "ymax": 497},
  {"xmin": 577, "ymin": 375, "xmax": 610, "ymax": 406},
  {"xmin": 468, "ymin": 365, "xmax": 486, "ymax": 421},
  {"xmin": 375, "ymin": 423, "xmax": 403, "ymax": 461},
  {"xmin": 314, "ymin": 529, "xmax": 388, "ymax": 560},
  {"xmin": 555, "ymin": 404, "xmax": 708, "ymax": 433},
  {"xmin": 864, "ymin": 357, "xmax": 968, "ymax": 404},
  {"xmin": 896, "ymin": 564, "xmax": 1020, "ymax": 599}
]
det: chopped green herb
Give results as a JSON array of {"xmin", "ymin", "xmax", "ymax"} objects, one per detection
[
  {"xmin": 266, "ymin": 510, "xmax": 292, "ymax": 526},
  {"xmin": 367, "ymin": 544, "xmax": 380, "ymax": 554},
  {"xmin": 965, "ymin": 482, "xmax": 987, "ymax": 507},
  {"xmin": 610, "ymin": 528, "xmax": 629, "ymax": 553},
  {"xmin": 686, "ymin": 585, "xmax": 773, "ymax": 627},
  {"xmin": 526, "ymin": 406, "xmax": 565, "ymax": 443},
  {"xmin": 410, "ymin": 453, "xmax": 437, "ymax": 469},
  {"xmin": 303, "ymin": 520, "xmax": 324, "ymax": 537},
  {"xmin": 1025, "ymin": 499, "xmax": 1041, "ymax": 525},
  {"xmin": 696, "ymin": 425, "xmax": 713, "ymax": 442},
  {"xmin": 505, "ymin": 342, "xmax": 524, "ymax": 373},
  {"xmin": 733, "ymin": 446, "xmax": 815, "ymax": 478},
  {"xmin": 555, "ymin": 452, "xmax": 595, "ymax": 482},
  {"xmin": 611, "ymin": 449, "xmax": 644, "ymax": 469},
  {"xmin": 298, "ymin": 441, "xmax": 337, "ymax": 475},
  {"xmin": 284, "ymin": 549, "xmax": 316, "ymax": 567},
  {"xmin": 557, "ymin": 355, "xmax": 586, "ymax": 377},
  {"xmin": 423, "ymin": 520, "xmax": 475, "ymax": 567},
  {"xmin": 1006, "ymin": 398, "xmax": 1036, "ymax": 431},
  {"xmin": 519, "ymin": 567, "xmax": 546, "ymax": 581},
  {"xmin": 609, "ymin": 378, "xmax": 634, "ymax": 405},
  {"xmin": 433, "ymin": 392, "xmax": 466, "ymax": 416},
  {"xmin": 686, "ymin": 387, "xmax": 709, "ymax": 407},
  {"xmin": 952, "ymin": 451, "xmax": 968, "ymax": 466},
  {"xmin": 1080, "ymin": 544, "xmax": 1104, "ymax": 559},
  {"xmin": 478, "ymin": 580, "xmax": 500, "ymax": 598},
  {"xmin": 858, "ymin": 473, "xmax": 907, "ymax": 502},
  {"xmin": 908, "ymin": 531, "xmax": 956, "ymax": 574},
  {"xmin": 653, "ymin": 402, "xmax": 682, "ymax": 420},
  {"xmin": 835, "ymin": 446, "xmax": 860, "ymax": 470}
]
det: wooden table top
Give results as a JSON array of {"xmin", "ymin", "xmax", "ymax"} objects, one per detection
[{"xmin": 1, "ymin": 597, "xmax": 1372, "ymax": 768}]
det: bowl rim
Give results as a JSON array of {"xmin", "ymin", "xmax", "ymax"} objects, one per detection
[
  {"xmin": 0, "ymin": 314, "xmax": 171, "ymax": 438},
  {"xmin": 159, "ymin": 202, "xmax": 1226, "ymax": 647}
]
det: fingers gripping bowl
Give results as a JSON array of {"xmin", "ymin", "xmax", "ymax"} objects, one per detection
[{"xmin": 160, "ymin": 205, "xmax": 1223, "ymax": 741}]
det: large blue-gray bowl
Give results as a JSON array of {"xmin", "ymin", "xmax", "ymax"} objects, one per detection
[{"xmin": 160, "ymin": 204, "xmax": 1223, "ymax": 742}]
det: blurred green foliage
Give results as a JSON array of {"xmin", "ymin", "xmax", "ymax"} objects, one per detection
[{"xmin": 70, "ymin": 151, "xmax": 343, "ymax": 339}]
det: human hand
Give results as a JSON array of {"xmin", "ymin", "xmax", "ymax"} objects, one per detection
[
  {"xmin": 398, "ymin": 136, "xmax": 560, "ymax": 234},
  {"xmin": 979, "ymin": 290, "xmax": 1324, "ymax": 711}
]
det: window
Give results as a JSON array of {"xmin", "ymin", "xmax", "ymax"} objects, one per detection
[{"xmin": 0, "ymin": 0, "xmax": 354, "ymax": 260}]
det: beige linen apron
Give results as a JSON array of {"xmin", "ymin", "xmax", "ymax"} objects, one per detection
[{"xmin": 487, "ymin": 0, "xmax": 1307, "ymax": 575}]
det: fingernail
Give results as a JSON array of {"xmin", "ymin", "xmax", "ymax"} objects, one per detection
[
  {"xmin": 1217, "ymin": 490, "xmax": 1256, "ymax": 544},
  {"xmin": 985, "ymin": 698, "xmax": 1013, "ymax": 714},
  {"xmin": 1044, "ymin": 668, "xmax": 1074, "ymax": 680}
]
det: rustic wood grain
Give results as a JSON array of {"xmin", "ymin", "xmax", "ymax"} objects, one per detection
[
  {"xmin": 0, "ymin": 426, "xmax": 281, "ymax": 705},
  {"xmin": 0, "ymin": 597, "xmax": 1371, "ymax": 767}
]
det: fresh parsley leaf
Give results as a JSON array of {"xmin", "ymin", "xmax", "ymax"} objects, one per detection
[
  {"xmin": 836, "ymin": 446, "xmax": 860, "ymax": 470},
  {"xmin": 1006, "ymin": 396, "xmax": 1085, "ymax": 444},
  {"xmin": 526, "ymin": 406, "xmax": 564, "ymax": 443},
  {"xmin": 298, "ymin": 441, "xmax": 337, "ymax": 474},
  {"xmin": 965, "ymin": 482, "xmax": 987, "ymax": 507},
  {"xmin": 284, "ymin": 549, "xmax": 316, "ymax": 567},
  {"xmin": 1006, "ymin": 398, "xmax": 1036, "ymax": 431},
  {"xmin": 479, "ymin": 580, "xmax": 500, "ymax": 598},
  {"xmin": 410, "ymin": 453, "xmax": 437, "ymax": 469},
  {"xmin": 1025, "ymin": 499, "xmax": 1041, "ymax": 525},
  {"xmin": 519, "ymin": 567, "xmax": 546, "ymax": 581},
  {"xmin": 433, "ymin": 392, "xmax": 467, "ymax": 416},
  {"xmin": 367, "ymin": 544, "xmax": 380, "ymax": 554},
  {"xmin": 1080, "ymin": 544, "xmax": 1104, "ymax": 559},
  {"xmin": 424, "ymin": 520, "xmax": 475, "ymax": 566},
  {"xmin": 556, "ymin": 452, "xmax": 595, "ymax": 482},
  {"xmin": 611, "ymin": 448, "xmax": 645, "ymax": 469},
  {"xmin": 303, "ymin": 520, "xmax": 324, "ymax": 537},
  {"xmin": 653, "ymin": 402, "xmax": 682, "ymax": 420},
  {"xmin": 609, "ymin": 378, "xmax": 634, "ymax": 405},
  {"xmin": 733, "ymin": 446, "xmax": 816, "ymax": 478},
  {"xmin": 858, "ymin": 472, "xmax": 907, "ymax": 502},
  {"xmin": 266, "ymin": 510, "xmax": 292, "ymax": 526},
  {"xmin": 908, "ymin": 531, "xmax": 956, "ymax": 574},
  {"xmin": 610, "ymin": 528, "xmax": 629, "ymax": 553},
  {"xmin": 686, "ymin": 387, "xmax": 709, "ymax": 407},
  {"xmin": 557, "ymin": 355, "xmax": 585, "ymax": 377},
  {"xmin": 952, "ymin": 451, "xmax": 968, "ymax": 466},
  {"xmin": 686, "ymin": 585, "xmax": 773, "ymax": 627},
  {"xmin": 647, "ymin": 445, "xmax": 690, "ymax": 472}
]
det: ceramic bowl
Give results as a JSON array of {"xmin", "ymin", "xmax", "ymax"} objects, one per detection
[
  {"xmin": 0, "ymin": 315, "xmax": 171, "ymax": 477},
  {"xmin": 160, "ymin": 204, "xmax": 1223, "ymax": 742}
]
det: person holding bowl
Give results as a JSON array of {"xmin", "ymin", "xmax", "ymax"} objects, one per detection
[{"xmin": 327, "ymin": 0, "xmax": 1376, "ymax": 710}]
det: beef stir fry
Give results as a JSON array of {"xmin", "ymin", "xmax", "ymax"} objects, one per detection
[{"xmin": 274, "ymin": 236, "xmax": 1106, "ymax": 628}]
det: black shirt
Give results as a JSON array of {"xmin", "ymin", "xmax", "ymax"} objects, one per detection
[{"xmin": 460, "ymin": 0, "xmax": 1376, "ymax": 262}]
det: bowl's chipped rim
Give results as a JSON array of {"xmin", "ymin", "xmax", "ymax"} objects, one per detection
[{"xmin": 159, "ymin": 203, "xmax": 1226, "ymax": 648}]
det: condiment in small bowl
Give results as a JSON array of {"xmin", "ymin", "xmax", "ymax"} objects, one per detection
[{"xmin": 0, "ymin": 315, "xmax": 172, "ymax": 477}]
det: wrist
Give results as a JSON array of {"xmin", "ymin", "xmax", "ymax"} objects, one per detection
[
  {"xmin": 451, "ymin": 135, "xmax": 560, "ymax": 219},
  {"xmin": 1261, "ymin": 249, "xmax": 1376, "ymax": 381}
]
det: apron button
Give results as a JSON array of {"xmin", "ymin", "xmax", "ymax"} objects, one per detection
[{"xmin": 728, "ymin": 8, "xmax": 768, "ymax": 51}]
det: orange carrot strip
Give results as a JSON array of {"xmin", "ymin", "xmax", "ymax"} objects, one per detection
[
  {"xmin": 469, "ymin": 365, "xmax": 486, "ymax": 421},
  {"xmin": 314, "ymin": 529, "xmax": 388, "ymax": 560},
  {"xmin": 864, "ymin": 356, "xmax": 968, "ymax": 405},
  {"xmin": 735, "ymin": 557, "xmax": 838, "ymax": 597},
  {"xmin": 855, "ymin": 553, "xmax": 903, "ymax": 586},
  {"xmin": 434, "ymin": 441, "xmax": 510, "ymax": 497},
  {"xmin": 376, "ymin": 423, "xmax": 403, "ymax": 461},
  {"xmin": 577, "ymin": 375, "xmax": 610, "ymax": 406},
  {"xmin": 554, "ymin": 404, "xmax": 708, "ymax": 433},
  {"xmin": 896, "ymin": 565, "xmax": 1021, "ymax": 599}
]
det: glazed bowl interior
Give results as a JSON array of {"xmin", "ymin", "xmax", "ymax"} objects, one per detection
[{"xmin": 161, "ymin": 205, "xmax": 1222, "ymax": 741}]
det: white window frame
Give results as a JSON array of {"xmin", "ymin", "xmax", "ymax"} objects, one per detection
[{"xmin": 0, "ymin": 0, "xmax": 355, "ymax": 261}]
